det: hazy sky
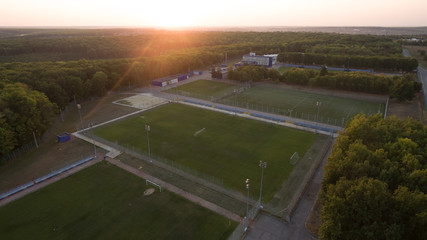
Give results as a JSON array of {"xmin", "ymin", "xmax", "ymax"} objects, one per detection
[{"xmin": 1, "ymin": 0, "xmax": 426, "ymax": 27}]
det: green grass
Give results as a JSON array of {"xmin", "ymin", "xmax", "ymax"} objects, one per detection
[
  {"xmin": 163, "ymin": 80, "xmax": 236, "ymax": 100},
  {"xmin": 278, "ymin": 66, "xmax": 294, "ymax": 74},
  {"xmin": 93, "ymin": 103, "xmax": 317, "ymax": 202},
  {"xmin": 220, "ymin": 86, "xmax": 384, "ymax": 125},
  {"xmin": 0, "ymin": 162, "xmax": 237, "ymax": 240}
]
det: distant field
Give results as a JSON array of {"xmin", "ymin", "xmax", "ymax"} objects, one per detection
[
  {"xmin": 0, "ymin": 162, "xmax": 236, "ymax": 240},
  {"xmin": 94, "ymin": 103, "xmax": 317, "ymax": 201},
  {"xmin": 219, "ymin": 86, "xmax": 384, "ymax": 125},
  {"xmin": 169, "ymin": 80, "xmax": 385, "ymax": 126},
  {"xmin": 163, "ymin": 80, "xmax": 236, "ymax": 100}
]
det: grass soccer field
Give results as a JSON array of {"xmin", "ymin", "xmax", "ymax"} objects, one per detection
[
  {"xmin": 163, "ymin": 80, "xmax": 236, "ymax": 100},
  {"xmin": 93, "ymin": 103, "xmax": 317, "ymax": 202},
  {"xmin": 0, "ymin": 162, "xmax": 237, "ymax": 240},
  {"xmin": 219, "ymin": 86, "xmax": 384, "ymax": 125}
]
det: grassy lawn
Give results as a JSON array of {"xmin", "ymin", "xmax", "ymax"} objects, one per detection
[
  {"xmin": 163, "ymin": 80, "xmax": 236, "ymax": 100},
  {"xmin": 93, "ymin": 103, "xmax": 317, "ymax": 201},
  {"xmin": 0, "ymin": 94, "xmax": 138, "ymax": 193},
  {"xmin": 0, "ymin": 162, "xmax": 236, "ymax": 240},
  {"xmin": 278, "ymin": 66, "xmax": 294, "ymax": 74},
  {"xmin": 220, "ymin": 86, "xmax": 384, "ymax": 125}
]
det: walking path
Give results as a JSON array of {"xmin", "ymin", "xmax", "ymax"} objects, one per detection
[
  {"xmin": 0, "ymin": 155, "xmax": 102, "ymax": 207},
  {"xmin": 105, "ymin": 158, "xmax": 242, "ymax": 223},
  {"xmin": 243, "ymin": 139, "xmax": 333, "ymax": 240}
]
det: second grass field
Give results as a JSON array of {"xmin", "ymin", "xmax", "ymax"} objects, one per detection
[
  {"xmin": 94, "ymin": 103, "xmax": 318, "ymax": 202},
  {"xmin": 0, "ymin": 162, "xmax": 236, "ymax": 239}
]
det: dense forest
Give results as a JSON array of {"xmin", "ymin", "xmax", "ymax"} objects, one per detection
[
  {"xmin": 320, "ymin": 115, "xmax": 426, "ymax": 240},
  {"xmin": 0, "ymin": 30, "xmax": 420, "ymax": 157},
  {"xmin": 0, "ymin": 31, "xmax": 408, "ymax": 62}
]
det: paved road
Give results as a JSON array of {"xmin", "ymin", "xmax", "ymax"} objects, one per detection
[
  {"xmin": 244, "ymin": 140, "xmax": 333, "ymax": 240},
  {"xmin": 416, "ymin": 66, "xmax": 427, "ymax": 110},
  {"xmin": 403, "ymin": 49, "xmax": 427, "ymax": 110}
]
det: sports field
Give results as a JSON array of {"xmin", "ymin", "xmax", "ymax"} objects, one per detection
[
  {"xmin": 167, "ymin": 80, "xmax": 384, "ymax": 126},
  {"xmin": 0, "ymin": 162, "xmax": 236, "ymax": 240},
  {"xmin": 163, "ymin": 80, "xmax": 236, "ymax": 100},
  {"xmin": 93, "ymin": 103, "xmax": 317, "ymax": 202},
  {"xmin": 220, "ymin": 86, "xmax": 384, "ymax": 124}
]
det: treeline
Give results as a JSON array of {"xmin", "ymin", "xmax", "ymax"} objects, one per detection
[
  {"xmin": 0, "ymin": 45, "xmax": 250, "ymax": 156},
  {"xmin": 0, "ymin": 45, "xmax": 248, "ymax": 109},
  {"xmin": 277, "ymin": 52, "xmax": 418, "ymax": 72},
  {"xmin": 0, "ymin": 31, "xmax": 404, "ymax": 62},
  {"xmin": 228, "ymin": 66, "xmax": 421, "ymax": 98},
  {"xmin": 0, "ymin": 82, "xmax": 57, "ymax": 155},
  {"xmin": 320, "ymin": 114, "xmax": 426, "ymax": 240}
]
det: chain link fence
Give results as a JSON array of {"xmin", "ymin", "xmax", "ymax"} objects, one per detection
[{"xmin": 0, "ymin": 105, "xmax": 71, "ymax": 165}]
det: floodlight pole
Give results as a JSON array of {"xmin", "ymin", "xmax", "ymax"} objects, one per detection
[
  {"xmin": 145, "ymin": 124, "xmax": 151, "ymax": 163},
  {"xmin": 259, "ymin": 161, "xmax": 267, "ymax": 209},
  {"xmin": 90, "ymin": 123, "xmax": 96, "ymax": 158},
  {"xmin": 77, "ymin": 104, "xmax": 83, "ymax": 131},
  {"xmin": 316, "ymin": 101, "xmax": 322, "ymax": 122},
  {"xmin": 32, "ymin": 131, "xmax": 38, "ymax": 148},
  {"xmin": 244, "ymin": 178, "xmax": 250, "ymax": 232}
]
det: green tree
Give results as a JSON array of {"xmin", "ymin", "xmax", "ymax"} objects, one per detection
[
  {"xmin": 390, "ymin": 75, "xmax": 421, "ymax": 102},
  {"xmin": 320, "ymin": 65, "xmax": 328, "ymax": 76},
  {"xmin": 89, "ymin": 71, "xmax": 107, "ymax": 97}
]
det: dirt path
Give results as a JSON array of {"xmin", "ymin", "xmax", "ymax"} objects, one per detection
[
  {"xmin": 0, "ymin": 154, "xmax": 102, "ymax": 207},
  {"xmin": 105, "ymin": 158, "xmax": 242, "ymax": 223}
]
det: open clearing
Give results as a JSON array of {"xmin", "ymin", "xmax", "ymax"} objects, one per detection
[
  {"xmin": 0, "ymin": 162, "xmax": 236, "ymax": 240},
  {"xmin": 93, "ymin": 103, "xmax": 318, "ymax": 202}
]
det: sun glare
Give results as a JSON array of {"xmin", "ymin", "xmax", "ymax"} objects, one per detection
[{"xmin": 142, "ymin": 2, "xmax": 199, "ymax": 28}]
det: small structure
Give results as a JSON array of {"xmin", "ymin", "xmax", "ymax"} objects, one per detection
[
  {"xmin": 151, "ymin": 74, "xmax": 189, "ymax": 87},
  {"xmin": 192, "ymin": 70, "xmax": 203, "ymax": 75},
  {"xmin": 57, "ymin": 133, "xmax": 71, "ymax": 143},
  {"xmin": 242, "ymin": 52, "xmax": 273, "ymax": 67}
]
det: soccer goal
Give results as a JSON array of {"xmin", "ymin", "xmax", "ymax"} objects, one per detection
[
  {"xmin": 289, "ymin": 152, "xmax": 299, "ymax": 165},
  {"xmin": 146, "ymin": 179, "xmax": 162, "ymax": 192}
]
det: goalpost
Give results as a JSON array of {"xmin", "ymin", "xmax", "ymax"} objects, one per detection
[
  {"xmin": 146, "ymin": 179, "xmax": 162, "ymax": 192},
  {"xmin": 289, "ymin": 152, "xmax": 299, "ymax": 165}
]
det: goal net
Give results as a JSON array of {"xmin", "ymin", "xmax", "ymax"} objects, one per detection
[{"xmin": 289, "ymin": 152, "xmax": 299, "ymax": 165}]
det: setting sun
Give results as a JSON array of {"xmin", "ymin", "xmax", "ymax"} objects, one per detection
[{"xmin": 143, "ymin": 2, "xmax": 198, "ymax": 28}]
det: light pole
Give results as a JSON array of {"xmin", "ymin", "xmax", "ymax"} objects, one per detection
[
  {"xmin": 258, "ymin": 161, "xmax": 267, "ymax": 209},
  {"xmin": 89, "ymin": 123, "xmax": 97, "ymax": 158},
  {"xmin": 145, "ymin": 124, "xmax": 151, "ymax": 163},
  {"xmin": 316, "ymin": 101, "xmax": 322, "ymax": 122},
  {"xmin": 77, "ymin": 104, "xmax": 83, "ymax": 131},
  {"xmin": 244, "ymin": 178, "xmax": 250, "ymax": 232}
]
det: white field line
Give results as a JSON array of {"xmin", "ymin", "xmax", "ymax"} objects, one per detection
[
  {"xmin": 73, "ymin": 97, "xmax": 170, "ymax": 158},
  {"xmin": 179, "ymin": 101, "xmax": 338, "ymax": 137}
]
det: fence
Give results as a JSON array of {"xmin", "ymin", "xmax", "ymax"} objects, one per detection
[
  {"xmin": 227, "ymin": 200, "xmax": 261, "ymax": 240},
  {"xmin": 0, "ymin": 105, "xmax": 72, "ymax": 165},
  {"xmin": 183, "ymin": 99, "xmax": 340, "ymax": 134},
  {"xmin": 214, "ymin": 97, "xmax": 360, "ymax": 128},
  {"xmin": 0, "ymin": 155, "xmax": 94, "ymax": 201},
  {"xmin": 89, "ymin": 134, "xmax": 259, "ymax": 202}
]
